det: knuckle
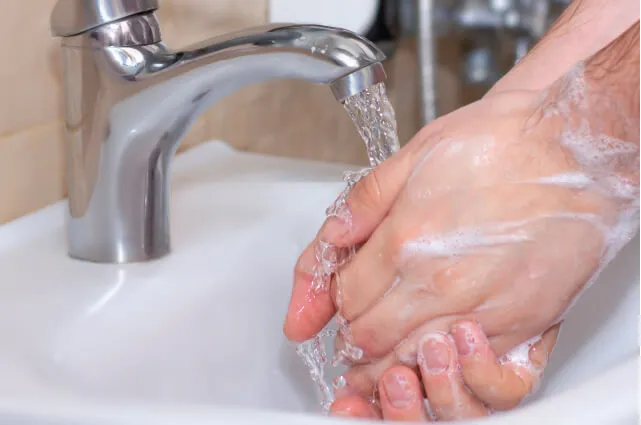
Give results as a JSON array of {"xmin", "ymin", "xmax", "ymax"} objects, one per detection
[
  {"xmin": 387, "ymin": 224, "xmax": 417, "ymax": 265},
  {"xmin": 407, "ymin": 269, "xmax": 457, "ymax": 301},
  {"xmin": 417, "ymin": 275, "xmax": 452, "ymax": 299},
  {"xmin": 388, "ymin": 225, "xmax": 410, "ymax": 253},
  {"xmin": 350, "ymin": 168, "xmax": 384, "ymax": 212},
  {"xmin": 429, "ymin": 394, "xmax": 457, "ymax": 413}
]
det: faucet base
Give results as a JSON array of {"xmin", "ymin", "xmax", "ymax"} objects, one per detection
[
  {"xmin": 67, "ymin": 239, "xmax": 171, "ymax": 264},
  {"xmin": 67, "ymin": 250, "xmax": 171, "ymax": 265}
]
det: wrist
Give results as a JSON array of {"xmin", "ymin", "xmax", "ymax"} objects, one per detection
[
  {"xmin": 531, "ymin": 22, "xmax": 640, "ymax": 196},
  {"xmin": 488, "ymin": 0, "xmax": 640, "ymax": 95},
  {"xmin": 583, "ymin": 23, "xmax": 640, "ymax": 145}
]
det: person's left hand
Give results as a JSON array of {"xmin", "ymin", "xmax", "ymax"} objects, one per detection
[{"xmin": 331, "ymin": 320, "xmax": 559, "ymax": 421}]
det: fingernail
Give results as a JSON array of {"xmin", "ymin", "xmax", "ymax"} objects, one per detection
[
  {"xmin": 452, "ymin": 322, "xmax": 479, "ymax": 357},
  {"xmin": 382, "ymin": 371, "xmax": 415, "ymax": 408},
  {"xmin": 420, "ymin": 334, "xmax": 450, "ymax": 374}
]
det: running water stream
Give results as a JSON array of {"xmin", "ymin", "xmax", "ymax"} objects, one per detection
[{"xmin": 296, "ymin": 82, "xmax": 401, "ymax": 412}]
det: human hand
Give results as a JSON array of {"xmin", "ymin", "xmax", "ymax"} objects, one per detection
[
  {"xmin": 330, "ymin": 321, "xmax": 560, "ymax": 421},
  {"xmin": 284, "ymin": 62, "xmax": 638, "ymax": 400}
]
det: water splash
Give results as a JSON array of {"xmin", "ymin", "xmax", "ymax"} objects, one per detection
[
  {"xmin": 296, "ymin": 82, "xmax": 400, "ymax": 412},
  {"xmin": 296, "ymin": 327, "xmax": 337, "ymax": 411}
]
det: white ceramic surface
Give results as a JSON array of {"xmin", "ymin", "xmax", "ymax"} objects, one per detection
[
  {"xmin": 269, "ymin": 0, "xmax": 379, "ymax": 35},
  {"xmin": 0, "ymin": 141, "xmax": 638, "ymax": 425}
]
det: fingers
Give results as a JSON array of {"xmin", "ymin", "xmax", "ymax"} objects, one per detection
[
  {"xmin": 330, "ymin": 395, "xmax": 381, "ymax": 419},
  {"xmin": 330, "ymin": 220, "xmax": 399, "ymax": 321},
  {"xmin": 284, "ymin": 123, "xmax": 443, "ymax": 343},
  {"xmin": 334, "ymin": 322, "xmax": 560, "ymax": 422},
  {"xmin": 283, "ymin": 236, "xmax": 336, "ymax": 342},
  {"xmin": 284, "ymin": 136, "xmax": 425, "ymax": 342},
  {"xmin": 451, "ymin": 321, "xmax": 528, "ymax": 410},
  {"xmin": 451, "ymin": 320, "xmax": 560, "ymax": 410},
  {"xmin": 528, "ymin": 324, "xmax": 561, "ymax": 369},
  {"xmin": 346, "ymin": 255, "xmax": 491, "ymax": 359},
  {"xmin": 482, "ymin": 322, "xmax": 561, "ymax": 363},
  {"xmin": 332, "ymin": 315, "xmax": 457, "ymax": 402},
  {"xmin": 378, "ymin": 366, "xmax": 431, "ymax": 422},
  {"xmin": 332, "ymin": 367, "xmax": 430, "ymax": 422},
  {"xmin": 320, "ymin": 128, "xmax": 431, "ymax": 249},
  {"xmin": 417, "ymin": 333, "xmax": 489, "ymax": 421},
  {"xmin": 335, "ymin": 336, "xmax": 491, "ymax": 422},
  {"xmin": 333, "ymin": 354, "xmax": 400, "ymax": 400}
]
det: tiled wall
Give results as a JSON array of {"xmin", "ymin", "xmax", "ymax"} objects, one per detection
[{"xmin": 0, "ymin": 0, "xmax": 427, "ymax": 225}]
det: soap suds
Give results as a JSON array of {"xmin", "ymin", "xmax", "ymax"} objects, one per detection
[
  {"xmin": 499, "ymin": 334, "xmax": 543, "ymax": 370},
  {"xmin": 401, "ymin": 61, "xmax": 639, "ymax": 404},
  {"xmin": 299, "ymin": 61, "xmax": 639, "ymax": 413}
]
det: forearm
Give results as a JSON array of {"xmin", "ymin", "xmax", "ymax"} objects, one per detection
[
  {"xmin": 584, "ymin": 21, "xmax": 640, "ymax": 146},
  {"xmin": 489, "ymin": 0, "xmax": 640, "ymax": 95},
  {"xmin": 541, "ymin": 21, "xmax": 639, "ymax": 194}
]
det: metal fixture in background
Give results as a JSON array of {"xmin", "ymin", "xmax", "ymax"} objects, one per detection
[
  {"xmin": 382, "ymin": 0, "xmax": 571, "ymax": 124},
  {"xmin": 417, "ymin": 0, "xmax": 438, "ymax": 124},
  {"xmin": 50, "ymin": 0, "xmax": 387, "ymax": 264}
]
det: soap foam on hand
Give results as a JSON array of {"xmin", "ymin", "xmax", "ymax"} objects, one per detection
[
  {"xmin": 297, "ymin": 60, "xmax": 639, "ymax": 414},
  {"xmin": 394, "ymin": 61, "xmax": 638, "ymax": 382}
]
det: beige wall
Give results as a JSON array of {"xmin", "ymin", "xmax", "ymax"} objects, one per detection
[{"xmin": 0, "ymin": 0, "xmax": 424, "ymax": 225}]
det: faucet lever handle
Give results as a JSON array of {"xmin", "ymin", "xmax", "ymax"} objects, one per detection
[{"xmin": 51, "ymin": 0, "xmax": 159, "ymax": 37}]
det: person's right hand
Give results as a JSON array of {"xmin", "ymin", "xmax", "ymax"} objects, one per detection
[{"xmin": 331, "ymin": 320, "xmax": 560, "ymax": 421}]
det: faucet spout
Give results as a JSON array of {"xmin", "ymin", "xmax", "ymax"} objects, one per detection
[{"xmin": 54, "ymin": 12, "xmax": 387, "ymax": 263}]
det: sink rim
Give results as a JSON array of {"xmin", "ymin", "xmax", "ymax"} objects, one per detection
[
  {"xmin": 0, "ymin": 140, "xmax": 638, "ymax": 425},
  {"xmin": 0, "ymin": 355, "xmax": 635, "ymax": 424}
]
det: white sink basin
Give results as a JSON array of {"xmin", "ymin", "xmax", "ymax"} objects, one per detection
[{"xmin": 0, "ymin": 141, "xmax": 637, "ymax": 425}]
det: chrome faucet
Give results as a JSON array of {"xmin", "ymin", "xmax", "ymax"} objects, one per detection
[{"xmin": 50, "ymin": 0, "xmax": 387, "ymax": 264}]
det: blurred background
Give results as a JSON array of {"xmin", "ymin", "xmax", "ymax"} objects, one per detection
[{"xmin": 0, "ymin": 0, "xmax": 570, "ymax": 224}]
